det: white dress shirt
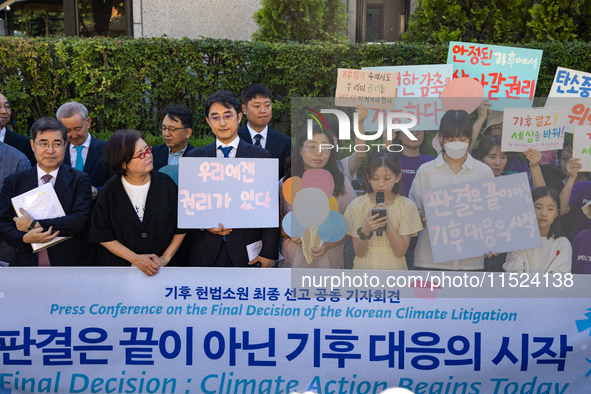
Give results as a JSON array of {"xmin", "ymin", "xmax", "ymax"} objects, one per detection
[
  {"xmin": 68, "ymin": 134, "xmax": 91, "ymax": 168},
  {"xmin": 215, "ymin": 135, "xmax": 240, "ymax": 158},
  {"xmin": 247, "ymin": 124, "xmax": 268, "ymax": 149}
]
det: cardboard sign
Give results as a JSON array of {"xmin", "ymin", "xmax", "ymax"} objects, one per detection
[
  {"xmin": 362, "ymin": 64, "xmax": 453, "ymax": 131},
  {"xmin": 501, "ymin": 106, "xmax": 568, "ymax": 152},
  {"xmin": 0, "ymin": 267, "xmax": 590, "ymax": 393},
  {"xmin": 446, "ymin": 42, "xmax": 543, "ymax": 110},
  {"xmin": 546, "ymin": 67, "xmax": 591, "ymax": 134},
  {"xmin": 423, "ymin": 173, "xmax": 541, "ymax": 264},
  {"xmin": 573, "ymin": 126, "xmax": 591, "ymax": 171},
  {"xmin": 335, "ymin": 68, "xmax": 397, "ymax": 110},
  {"xmin": 178, "ymin": 157, "xmax": 278, "ymax": 229}
]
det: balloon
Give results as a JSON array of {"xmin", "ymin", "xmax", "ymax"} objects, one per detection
[
  {"xmin": 158, "ymin": 165, "xmax": 179, "ymax": 185},
  {"xmin": 302, "ymin": 169, "xmax": 335, "ymax": 199},
  {"xmin": 318, "ymin": 210, "xmax": 348, "ymax": 242},
  {"xmin": 281, "ymin": 211, "xmax": 305, "ymax": 237},
  {"xmin": 282, "ymin": 176, "xmax": 302, "ymax": 205},
  {"xmin": 441, "ymin": 77, "xmax": 484, "ymax": 114},
  {"xmin": 293, "ymin": 187, "xmax": 329, "ymax": 229},
  {"xmin": 329, "ymin": 196, "xmax": 339, "ymax": 212},
  {"xmin": 431, "ymin": 135, "xmax": 442, "ymax": 154}
]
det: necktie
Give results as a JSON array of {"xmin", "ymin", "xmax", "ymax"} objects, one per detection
[
  {"xmin": 37, "ymin": 174, "xmax": 53, "ymax": 266},
  {"xmin": 74, "ymin": 146, "xmax": 84, "ymax": 171},
  {"xmin": 253, "ymin": 134, "xmax": 262, "ymax": 147},
  {"xmin": 219, "ymin": 146, "xmax": 232, "ymax": 158}
]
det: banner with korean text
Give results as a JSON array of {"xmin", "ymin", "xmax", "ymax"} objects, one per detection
[
  {"xmin": 573, "ymin": 127, "xmax": 591, "ymax": 171},
  {"xmin": 546, "ymin": 67, "xmax": 591, "ymax": 134},
  {"xmin": 500, "ymin": 106, "xmax": 568, "ymax": 152},
  {"xmin": 361, "ymin": 65, "xmax": 453, "ymax": 131},
  {"xmin": 335, "ymin": 68, "xmax": 397, "ymax": 110},
  {"xmin": 177, "ymin": 157, "xmax": 278, "ymax": 229},
  {"xmin": 422, "ymin": 173, "xmax": 542, "ymax": 264},
  {"xmin": 446, "ymin": 42, "xmax": 543, "ymax": 110},
  {"xmin": 0, "ymin": 267, "xmax": 590, "ymax": 394}
]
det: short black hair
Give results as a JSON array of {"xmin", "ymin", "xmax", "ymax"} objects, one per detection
[
  {"xmin": 204, "ymin": 90, "xmax": 241, "ymax": 116},
  {"xmin": 241, "ymin": 84, "xmax": 272, "ymax": 106},
  {"xmin": 163, "ymin": 105, "xmax": 193, "ymax": 129},
  {"xmin": 365, "ymin": 151, "xmax": 403, "ymax": 195},
  {"xmin": 30, "ymin": 117, "xmax": 67, "ymax": 141},
  {"xmin": 531, "ymin": 186, "xmax": 564, "ymax": 240},
  {"xmin": 103, "ymin": 130, "xmax": 144, "ymax": 177},
  {"xmin": 473, "ymin": 134, "xmax": 502, "ymax": 161},
  {"xmin": 438, "ymin": 110, "xmax": 473, "ymax": 144}
]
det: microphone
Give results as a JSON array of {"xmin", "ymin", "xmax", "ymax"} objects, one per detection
[{"xmin": 375, "ymin": 192, "xmax": 386, "ymax": 236}]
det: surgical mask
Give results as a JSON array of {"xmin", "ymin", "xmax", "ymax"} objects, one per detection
[{"xmin": 444, "ymin": 141, "xmax": 469, "ymax": 160}]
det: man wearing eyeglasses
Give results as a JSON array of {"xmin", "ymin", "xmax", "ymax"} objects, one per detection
[
  {"xmin": 0, "ymin": 92, "xmax": 36, "ymax": 165},
  {"xmin": 187, "ymin": 91, "xmax": 279, "ymax": 268},
  {"xmin": 152, "ymin": 105, "xmax": 195, "ymax": 171},
  {"xmin": 0, "ymin": 117, "xmax": 93, "ymax": 266},
  {"xmin": 57, "ymin": 101, "xmax": 111, "ymax": 200}
]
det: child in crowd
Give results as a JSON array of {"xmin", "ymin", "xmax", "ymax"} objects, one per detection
[
  {"xmin": 409, "ymin": 110, "xmax": 495, "ymax": 271},
  {"xmin": 572, "ymin": 201, "xmax": 591, "ymax": 274},
  {"xmin": 344, "ymin": 151, "xmax": 423, "ymax": 270},
  {"xmin": 279, "ymin": 123, "xmax": 356, "ymax": 269},
  {"xmin": 503, "ymin": 187, "xmax": 572, "ymax": 273},
  {"xmin": 559, "ymin": 156, "xmax": 591, "ymax": 241},
  {"xmin": 549, "ymin": 140, "xmax": 588, "ymax": 194}
]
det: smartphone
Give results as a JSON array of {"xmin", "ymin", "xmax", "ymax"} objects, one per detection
[{"xmin": 371, "ymin": 208, "xmax": 387, "ymax": 234}]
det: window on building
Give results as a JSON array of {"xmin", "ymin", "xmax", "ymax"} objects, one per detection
[
  {"xmin": 4, "ymin": 0, "xmax": 131, "ymax": 37},
  {"xmin": 357, "ymin": 0, "xmax": 409, "ymax": 42}
]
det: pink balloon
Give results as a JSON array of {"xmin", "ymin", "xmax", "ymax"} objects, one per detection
[
  {"xmin": 302, "ymin": 169, "xmax": 335, "ymax": 199},
  {"xmin": 441, "ymin": 77, "xmax": 484, "ymax": 114}
]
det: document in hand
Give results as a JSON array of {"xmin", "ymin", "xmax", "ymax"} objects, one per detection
[{"xmin": 11, "ymin": 183, "xmax": 71, "ymax": 252}]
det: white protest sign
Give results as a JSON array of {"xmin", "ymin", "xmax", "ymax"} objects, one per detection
[
  {"xmin": 501, "ymin": 106, "xmax": 568, "ymax": 152},
  {"xmin": 335, "ymin": 68, "xmax": 397, "ymax": 110},
  {"xmin": 547, "ymin": 67, "xmax": 591, "ymax": 134}
]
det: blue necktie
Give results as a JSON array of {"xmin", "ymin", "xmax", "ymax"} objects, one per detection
[
  {"xmin": 253, "ymin": 134, "xmax": 262, "ymax": 147},
  {"xmin": 219, "ymin": 146, "xmax": 232, "ymax": 158},
  {"xmin": 75, "ymin": 146, "xmax": 84, "ymax": 171}
]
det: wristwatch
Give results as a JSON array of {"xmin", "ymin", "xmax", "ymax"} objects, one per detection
[
  {"xmin": 357, "ymin": 227, "xmax": 373, "ymax": 240},
  {"xmin": 28, "ymin": 219, "xmax": 38, "ymax": 231}
]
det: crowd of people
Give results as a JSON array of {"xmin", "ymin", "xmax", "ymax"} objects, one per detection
[{"xmin": 0, "ymin": 84, "xmax": 589, "ymax": 275}]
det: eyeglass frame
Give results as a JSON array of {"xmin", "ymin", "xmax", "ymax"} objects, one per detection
[
  {"xmin": 208, "ymin": 113, "xmax": 236, "ymax": 123},
  {"xmin": 132, "ymin": 146, "xmax": 153, "ymax": 160},
  {"xmin": 34, "ymin": 141, "xmax": 65, "ymax": 150},
  {"xmin": 161, "ymin": 125, "xmax": 188, "ymax": 133}
]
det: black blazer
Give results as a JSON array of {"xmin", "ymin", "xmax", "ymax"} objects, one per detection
[
  {"xmin": 90, "ymin": 171, "xmax": 184, "ymax": 266},
  {"xmin": 186, "ymin": 139, "xmax": 280, "ymax": 267},
  {"xmin": 238, "ymin": 126, "xmax": 291, "ymax": 179},
  {"xmin": 0, "ymin": 164, "xmax": 93, "ymax": 266},
  {"xmin": 152, "ymin": 143, "xmax": 195, "ymax": 171},
  {"xmin": 64, "ymin": 136, "xmax": 111, "ymax": 192},
  {"xmin": 4, "ymin": 128, "xmax": 36, "ymax": 166}
]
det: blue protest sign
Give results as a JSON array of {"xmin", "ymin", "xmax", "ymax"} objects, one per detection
[
  {"xmin": 446, "ymin": 42, "xmax": 543, "ymax": 110},
  {"xmin": 178, "ymin": 157, "xmax": 278, "ymax": 229},
  {"xmin": 422, "ymin": 173, "xmax": 542, "ymax": 264}
]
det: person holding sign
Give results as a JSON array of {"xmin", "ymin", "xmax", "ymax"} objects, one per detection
[
  {"xmin": 409, "ymin": 110, "xmax": 494, "ymax": 271},
  {"xmin": 280, "ymin": 123, "xmax": 356, "ymax": 269},
  {"xmin": 558, "ymin": 156, "xmax": 591, "ymax": 241},
  {"xmin": 187, "ymin": 91, "xmax": 279, "ymax": 268},
  {"xmin": 344, "ymin": 151, "xmax": 422, "ymax": 270},
  {"xmin": 503, "ymin": 187, "xmax": 571, "ymax": 274},
  {"xmin": 90, "ymin": 130, "xmax": 186, "ymax": 275}
]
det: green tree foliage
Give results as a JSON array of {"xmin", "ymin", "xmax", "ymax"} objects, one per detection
[
  {"xmin": 527, "ymin": 0, "xmax": 591, "ymax": 42},
  {"xmin": 252, "ymin": 0, "xmax": 347, "ymax": 42},
  {"xmin": 403, "ymin": 0, "xmax": 533, "ymax": 43}
]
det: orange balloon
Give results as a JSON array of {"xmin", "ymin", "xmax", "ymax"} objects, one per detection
[
  {"xmin": 282, "ymin": 176, "xmax": 303, "ymax": 205},
  {"xmin": 329, "ymin": 196, "xmax": 339, "ymax": 212}
]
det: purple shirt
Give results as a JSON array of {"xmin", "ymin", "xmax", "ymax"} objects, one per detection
[
  {"xmin": 572, "ymin": 229, "xmax": 591, "ymax": 274},
  {"xmin": 563, "ymin": 180, "xmax": 591, "ymax": 241},
  {"xmin": 502, "ymin": 158, "xmax": 534, "ymax": 189},
  {"xmin": 399, "ymin": 153, "xmax": 435, "ymax": 198}
]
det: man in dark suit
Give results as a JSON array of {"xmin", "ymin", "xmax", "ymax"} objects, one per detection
[
  {"xmin": 152, "ymin": 105, "xmax": 195, "ymax": 171},
  {"xmin": 0, "ymin": 117, "xmax": 93, "ymax": 266},
  {"xmin": 0, "ymin": 92, "xmax": 36, "ymax": 165},
  {"xmin": 187, "ymin": 91, "xmax": 279, "ymax": 268},
  {"xmin": 238, "ymin": 84, "xmax": 291, "ymax": 179},
  {"xmin": 57, "ymin": 101, "xmax": 111, "ymax": 200}
]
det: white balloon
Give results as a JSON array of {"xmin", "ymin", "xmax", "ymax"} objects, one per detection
[{"xmin": 293, "ymin": 187, "xmax": 330, "ymax": 229}]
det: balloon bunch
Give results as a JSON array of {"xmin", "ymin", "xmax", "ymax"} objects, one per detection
[{"xmin": 282, "ymin": 169, "xmax": 348, "ymax": 264}]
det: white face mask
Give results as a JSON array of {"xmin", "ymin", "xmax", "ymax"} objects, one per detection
[{"xmin": 444, "ymin": 141, "xmax": 469, "ymax": 160}]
